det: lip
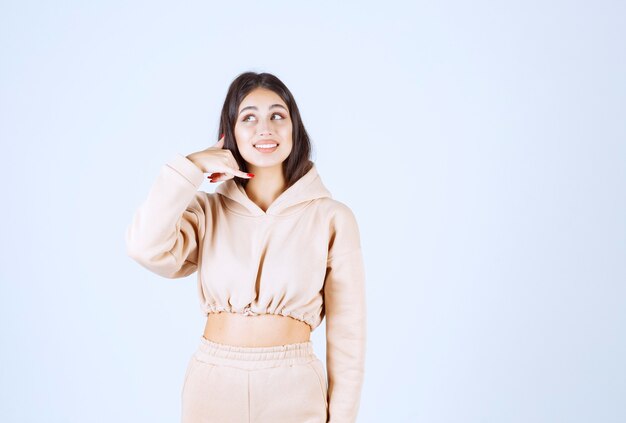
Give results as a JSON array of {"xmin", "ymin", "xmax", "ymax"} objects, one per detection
[
  {"xmin": 253, "ymin": 139, "xmax": 279, "ymax": 146},
  {"xmin": 254, "ymin": 143, "xmax": 279, "ymax": 154}
]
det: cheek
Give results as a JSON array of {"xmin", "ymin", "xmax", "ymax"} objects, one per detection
[
  {"xmin": 235, "ymin": 123, "xmax": 253, "ymax": 134},
  {"xmin": 280, "ymin": 124, "xmax": 293, "ymax": 138},
  {"xmin": 234, "ymin": 126, "xmax": 254, "ymax": 146},
  {"xmin": 281, "ymin": 137, "xmax": 294, "ymax": 154}
]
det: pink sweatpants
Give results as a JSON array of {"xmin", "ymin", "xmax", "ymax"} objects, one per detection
[{"xmin": 181, "ymin": 336, "xmax": 329, "ymax": 423}]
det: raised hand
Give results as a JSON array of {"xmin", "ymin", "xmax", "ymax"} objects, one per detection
[{"xmin": 186, "ymin": 134, "xmax": 254, "ymax": 183}]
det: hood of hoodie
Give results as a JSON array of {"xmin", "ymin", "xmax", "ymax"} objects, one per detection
[{"xmin": 214, "ymin": 162, "xmax": 332, "ymax": 217}]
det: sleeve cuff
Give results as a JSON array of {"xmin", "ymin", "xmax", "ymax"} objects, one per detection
[{"xmin": 165, "ymin": 153, "xmax": 206, "ymax": 188}]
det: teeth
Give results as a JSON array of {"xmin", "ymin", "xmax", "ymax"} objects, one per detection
[{"xmin": 255, "ymin": 144, "xmax": 277, "ymax": 149}]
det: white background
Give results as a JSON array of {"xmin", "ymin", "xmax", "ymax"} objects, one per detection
[{"xmin": 1, "ymin": 1, "xmax": 624, "ymax": 422}]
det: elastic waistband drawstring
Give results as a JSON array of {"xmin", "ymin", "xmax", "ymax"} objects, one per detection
[{"xmin": 193, "ymin": 336, "xmax": 317, "ymax": 370}]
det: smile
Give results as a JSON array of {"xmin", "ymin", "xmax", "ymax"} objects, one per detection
[{"xmin": 254, "ymin": 143, "xmax": 278, "ymax": 153}]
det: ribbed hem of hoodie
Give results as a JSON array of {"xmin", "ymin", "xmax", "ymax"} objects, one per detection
[{"xmin": 165, "ymin": 153, "xmax": 205, "ymax": 187}]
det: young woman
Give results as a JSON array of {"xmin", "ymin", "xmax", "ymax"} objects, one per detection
[{"xmin": 125, "ymin": 72, "xmax": 367, "ymax": 423}]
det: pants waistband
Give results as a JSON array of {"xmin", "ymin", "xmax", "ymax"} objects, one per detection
[{"xmin": 194, "ymin": 336, "xmax": 317, "ymax": 370}]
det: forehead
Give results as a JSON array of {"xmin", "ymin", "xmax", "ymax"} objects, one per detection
[{"xmin": 238, "ymin": 88, "xmax": 287, "ymax": 111}]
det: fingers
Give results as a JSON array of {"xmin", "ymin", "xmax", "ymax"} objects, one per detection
[
  {"xmin": 208, "ymin": 169, "xmax": 254, "ymax": 183},
  {"xmin": 207, "ymin": 133, "xmax": 254, "ymax": 182},
  {"xmin": 211, "ymin": 135, "xmax": 237, "ymax": 169},
  {"xmin": 208, "ymin": 172, "xmax": 233, "ymax": 183},
  {"xmin": 208, "ymin": 172, "xmax": 226, "ymax": 183}
]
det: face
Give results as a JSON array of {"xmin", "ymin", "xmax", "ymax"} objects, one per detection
[{"xmin": 234, "ymin": 88, "xmax": 293, "ymax": 171}]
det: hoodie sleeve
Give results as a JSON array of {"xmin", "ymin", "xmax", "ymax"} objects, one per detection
[
  {"xmin": 323, "ymin": 204, "xmax": 367, "ymax": 423},
  {"xmin": 125, "ymin": 153, "xmax": 207, "ymax": 279}
]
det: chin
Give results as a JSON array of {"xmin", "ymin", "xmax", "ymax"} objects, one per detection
[
  {"xmin": 242, "ymin": 150, "xmax": 291, "ymax": 169},
  {"xmin": 245, "ymin": 159, "xmax": 287, "ymax": 170}
]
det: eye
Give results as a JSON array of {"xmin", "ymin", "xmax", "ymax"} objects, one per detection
[{"xmin": 242, "ymin": 112, "xmax": 286, "ymax": 122}]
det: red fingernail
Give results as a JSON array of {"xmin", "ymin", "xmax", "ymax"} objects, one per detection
[
  {"xmin": 247, "ymin": 173, "xmax": 255, "ymax": 177},
  {"xmin": 219, "ymin": 133, "xmax": 224, "ymax": 139}
]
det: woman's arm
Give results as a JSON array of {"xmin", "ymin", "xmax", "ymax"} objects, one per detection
[
  {"xmin": 323, "ymin": 204, "xmax": 367, "ymax": 423},
  {"xmin": 125, "ymin": 153, "xmax": 207, "ymax": 278}
]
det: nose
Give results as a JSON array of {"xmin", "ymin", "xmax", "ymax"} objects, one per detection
[{"xmin": 256, "ymin": 116, "xmax": 275, "ymax": 136}]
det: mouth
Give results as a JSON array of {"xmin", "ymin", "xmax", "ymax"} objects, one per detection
[{"xmin": 253, "ymin": 139, "xmax": 279, "ymax": 153}]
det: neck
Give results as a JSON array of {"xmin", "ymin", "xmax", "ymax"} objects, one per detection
[{"xmin": 244, "ymin": 163, "xmax": 286, "ymax": 212}]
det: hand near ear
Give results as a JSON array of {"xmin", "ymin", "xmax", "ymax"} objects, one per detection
[{"xmin": 186, "ymin": 134, "xmax": 254, "ymax": 183}]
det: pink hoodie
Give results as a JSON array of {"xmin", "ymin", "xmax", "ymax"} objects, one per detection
[{"xmin": 125, "ymin": 152, "xmax": 366, "ymax": 422}]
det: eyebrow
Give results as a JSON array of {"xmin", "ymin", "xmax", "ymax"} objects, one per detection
[{"xmin": 238, "ymin": 104, "xmax": 288, "ymax": 115}]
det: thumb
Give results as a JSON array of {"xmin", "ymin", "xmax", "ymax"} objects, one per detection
[{"xmin": 212, "ymin": 134, "xmax": 225, "ymax": 149}]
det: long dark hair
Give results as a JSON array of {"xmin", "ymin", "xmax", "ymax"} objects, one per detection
[{"xmin": 218, "ymin": 71, "xmax": 313, "ymax": 190}]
